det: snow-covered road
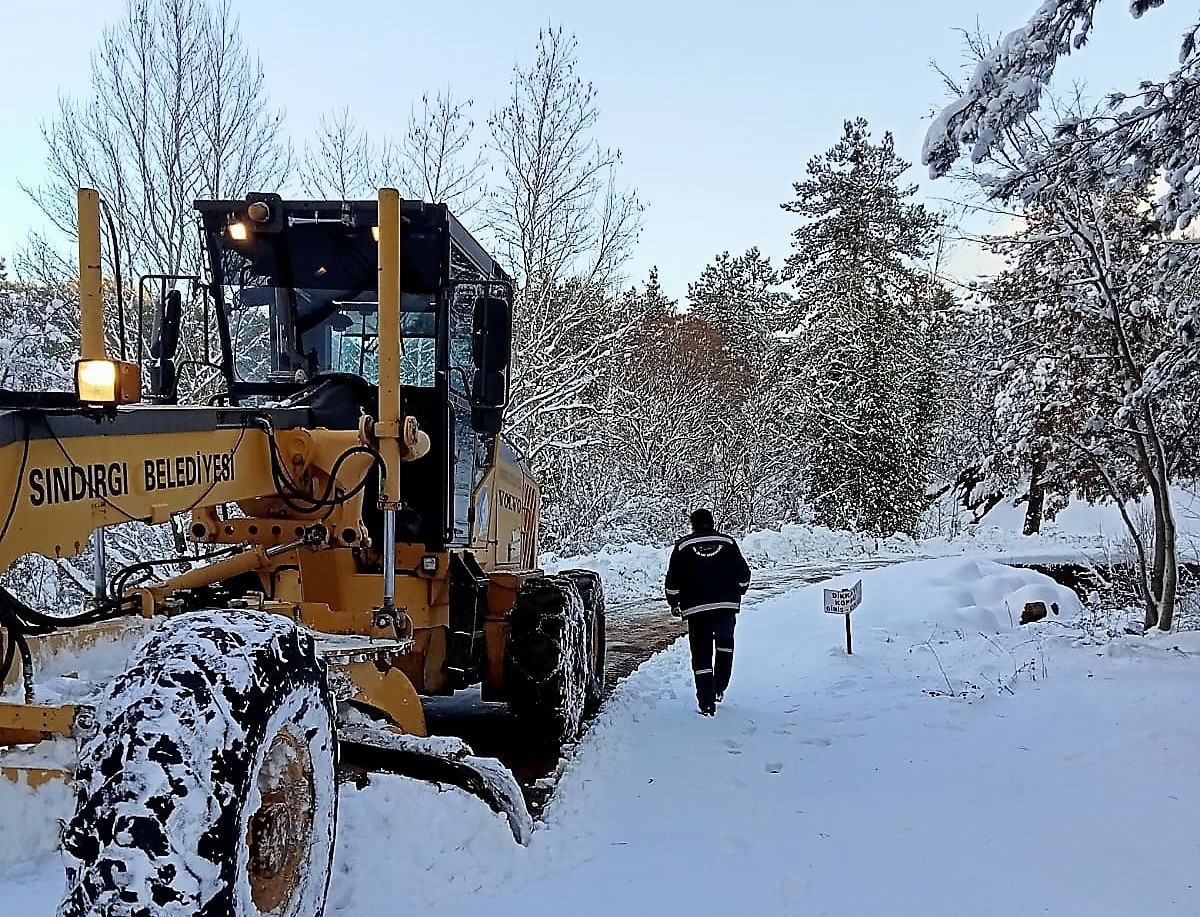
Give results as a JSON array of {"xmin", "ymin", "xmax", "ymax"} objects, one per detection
[
  {"xmin": 602, "ymin": 554, "xmax": 916, "ymax": 684},
  {"xmin": 4, "ymin": 556, "xmax": 1198, "ymax": 916},
  {"xmin": 419, "ymin": 554, "xmax": 920, "ymax": 812},
  {"xmin": 331, "ymin": 558, "xmax": 1200, "ymax": 916}
]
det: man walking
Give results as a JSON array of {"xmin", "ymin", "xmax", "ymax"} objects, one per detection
[{"xmin": 664, "ymin": 509, "xmax": 751, "ymax": 716}]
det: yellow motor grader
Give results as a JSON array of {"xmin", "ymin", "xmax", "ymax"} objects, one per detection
[{"xmin": 0, "ymin": 189, "xmax": 606, "ymax": 917}]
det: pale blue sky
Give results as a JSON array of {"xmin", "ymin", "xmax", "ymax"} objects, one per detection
[{"xmin": 1, "ymin": 1, "xmax": 1196, "ymax": 297}]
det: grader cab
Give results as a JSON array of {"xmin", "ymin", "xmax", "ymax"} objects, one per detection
[{"xmin": 0, "ymin": 189, "xmax": 606, "ymax": 917}]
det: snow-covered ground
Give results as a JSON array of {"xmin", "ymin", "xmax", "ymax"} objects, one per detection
[
  {"xmin": 4, "ymin": 549, "xmax": 1197, "ymax": 915},
  {"xmin": 330, "ymin": 558, "xmax": 1197, "ymax": 917}
]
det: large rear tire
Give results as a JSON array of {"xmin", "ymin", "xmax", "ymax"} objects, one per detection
[
  {"xmin": 504, "ymin": 576, "xmax": 588, "ymax": 746},
  {"xmin": 60, "ymin": 609, "xmax": 337, "ymax": 917},
  {"xmin": 560, "ymin": 569, "xmax": 606, "ymax": 715}
]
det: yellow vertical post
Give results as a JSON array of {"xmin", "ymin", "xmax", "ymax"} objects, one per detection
[
  {"xmin": 78, "ymin": 188, "xmax": 106, "ymax": 361},
  {"xmin": 376, "ymin": 188, "xmax": 403, "ymax": 508},
  {"xmin": 376, "ymin": 189, "xmax": 403, "ymax": 613},
  {"xmin": 78, "ymin": 188, "xmax": 109, "ymax": 600}
]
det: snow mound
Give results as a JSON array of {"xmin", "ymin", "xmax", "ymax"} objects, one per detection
[
  {"xmin": 739, "ymin": 523, "xmax": 916, "ymax": 565},
  {"xmin": 815, "ymin": 558, "xmax": 1081, "ymax": 635},
  {"xmin": 0, "ymin": 777, "xmax": 73, "ymax": 867},
  {"xmin": 765, "ymin": 560, "xmax": 1085, "ymax": 699},
  {"xmin": 542, "ymin": 541, "xmax": 669, "ymax": 604}
]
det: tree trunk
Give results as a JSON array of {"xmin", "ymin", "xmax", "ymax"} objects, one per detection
[
  {"xmin": 1152, "ymin": 483, "xmax": 1180, "ymax": 632},
  {"xmin": 1023, "ymin": 450, "xmax": 1047, "ymax": 536},
  {"xmin": 1151, "ymin": 497, "xmax": 1166, "ymax": 610},
  {"xmin": 1158, "ymin": 521, "xmax": 1179, "ymax": 631},
  {"xmin": 1140, "ymin": 404, "xmax": 1179, "ymax": 631}
]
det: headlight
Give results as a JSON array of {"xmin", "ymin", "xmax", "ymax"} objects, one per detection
[{"xmin": 75, "ymin": 359, "xmax": 141, "ymax": 405}]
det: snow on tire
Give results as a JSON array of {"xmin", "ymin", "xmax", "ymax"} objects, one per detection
[
  {"xmin": 59, "ymin": 609, "xmax": 337, "ymax": 917},
  {"xmin": 559, "ymin": 569, "xmax": 606, "ymax": 715},
  {"xmin": 504, "ymin": 576, "xmax": 588, "ymax": 746}
]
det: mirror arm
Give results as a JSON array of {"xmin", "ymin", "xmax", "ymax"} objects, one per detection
[{"xmin": 450, "ymin": 366, "xmax": 472, "ymax": 395}]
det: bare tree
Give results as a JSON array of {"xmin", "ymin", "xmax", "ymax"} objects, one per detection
[
  {"xmin": 300, "ymin": 90, "xmax": 485, "ymax": 214},
  {"xmin": 487, "ymin": 28, "xmax": 641, "ymax": 304},
  {"xmin": 299, "ymin": 107, "xmax": 374, "ymax": 199},
  {"xmin": 396, "ymin": 91, "xmax": 487, "ymax": 214},
  {"xmin": 9, "ymin": 0, "xmax": 287, "ymax": 607},
  {"xmin": 485, "ymin": 27, "xmax": 642, "ymax": 475},
  {"xmin": 193, "ymin": 1, "xmax": 290, "ymax": 200},
  {"xmin": 24, "ymin": 0, "xmax": 289, "ymax": 283}
]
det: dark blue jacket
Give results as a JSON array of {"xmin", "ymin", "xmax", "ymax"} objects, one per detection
[{"xmin": 664, "ymin": 529, "xmax": 751, "ymax": 617}]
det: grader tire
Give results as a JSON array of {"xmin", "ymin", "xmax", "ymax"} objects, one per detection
[
  {"xmin": 560, "ymin": 569, "xmax": 607, "ymax": 715},
  {"xmin": 504, "ymin": 575, "xmax": 588, "ymax": 746},
  {"xmin": 60, "ymin": 609, "xmax": 338, "ymax": 917}
]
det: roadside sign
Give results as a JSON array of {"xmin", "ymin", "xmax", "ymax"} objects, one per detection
[
  {"xmin": 823, "ymin": 579, "xmax": 862, "ymax": 655},
  {"xmin": 823, "ymin": 579, "xmax": 862, "ymax": 614}
]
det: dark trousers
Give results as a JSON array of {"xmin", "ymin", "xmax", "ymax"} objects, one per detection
[{"xmin": 686, "ymin": 609, "xmax": 736, "ymax": 710}]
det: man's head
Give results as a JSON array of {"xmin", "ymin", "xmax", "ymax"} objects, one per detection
[{"xmin": 689, "ymin": 508, "xmax": 715, "ymax": 532}]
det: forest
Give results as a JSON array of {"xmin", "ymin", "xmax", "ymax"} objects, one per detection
[{"xmin": 1, "ymin": 0, "xmax": 1197, "ymax": 631}]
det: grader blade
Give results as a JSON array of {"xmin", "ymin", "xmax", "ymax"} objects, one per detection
[{"xmin": 338, "ymin": 722, "xmax": 534, "ymax": 844}]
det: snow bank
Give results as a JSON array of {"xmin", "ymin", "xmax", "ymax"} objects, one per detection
[
  {"xmin": 328, "ymin": 776, "xmax": 522, "ymax": 913},
  {"xmin": 542, "ymin": 540, "xmax": 671, "ymax": 605},
  {"xmin": 543, "ymin": 523, "xmax": 920, "ymax": 605},
  {"xmin": 543, "ymin": 517, "xmax": 1113, "ymax": 606},
  {"xmin": 976, "ymin": 486, "xmax": 1200, "ymax": 559},
  {"xmin": 545, "ymin": 487, "xmax": 1200, "ymax": 609},
  {"xmin": 922, "ymin": 525, "xmax": 1111, "ymax": 564}
]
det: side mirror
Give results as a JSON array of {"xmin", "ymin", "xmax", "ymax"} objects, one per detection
[
  {"xmin": 472, "ymin": 370, "xmax": 506, "ymax": 406},
  {"xmin": 152, "ymin": 289, "xmax": 182, "ymax": 361},
  {"xmin": 469, "ymin": 296, "xmax": 511, "ymax": 434},
  {"xmin": 472, "ymin": 296, "xmax": 511, "ymax": 373},
  {"xmin": 150, "ymin": 289, "xmax": 182, "ymax": 402},
  {"xmin": 471, "ymin": 406, "xmax": 504, "ymax": 436}
]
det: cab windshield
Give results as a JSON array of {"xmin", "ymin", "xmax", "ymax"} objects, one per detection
[
  {"xmin": 324, "ymin": 302, "xmax": 437, "ymax": 388},
  {"xmin": 195, "ymin": 200, "xmax": 505, "ymax": 407},
  {"xmin": 228, "ymin": 285, "xmax": 438, "ymax": 388}
]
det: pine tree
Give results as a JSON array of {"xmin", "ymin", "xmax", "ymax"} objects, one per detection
[
  {"xmin": 687, "ymin": 248, "xmax": 789, "ymax": 359},
  {"xmin": 782, "ymin": 119, "xmax": 944, "ymax": 537},
  {"xmin": 685, "ymin": 249, "xmax": 795, "ymax": 529}
]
